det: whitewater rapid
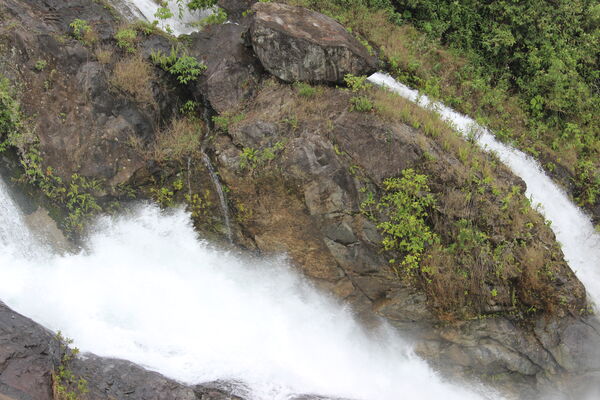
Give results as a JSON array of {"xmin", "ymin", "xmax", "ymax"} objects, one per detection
[
  {"xmin": 0, "ymin": 181, "xmax": 492, "ymax": 400},
  {"xmin": 368, "ymin": 73, "xmax": 600, "ymax": 307}
]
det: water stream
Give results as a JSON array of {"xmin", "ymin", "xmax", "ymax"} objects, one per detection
[
  {"xmin": 201, "ymin": 150, "xmax": 233, "ymax": 243},
  {"xmin": 110, "ymin": 0, "xmax": 212, "ymax": 36},
  {"xmin": 367, "ymin": 73, "xmax": 600, "ymax": 306}
]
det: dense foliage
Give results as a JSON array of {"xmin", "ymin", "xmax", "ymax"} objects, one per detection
[{"xmin": 286, "ymin": 0, "xmax": 600, "ymax": 210}]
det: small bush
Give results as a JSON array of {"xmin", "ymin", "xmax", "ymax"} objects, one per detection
[
  {"xmin": 94, "ymin": 46, "xmax": 113, "ymax": 64},
  {"xmin": 69, "ymin": 19, "xmax": 90, "ymax": 40},
  {"xmin": 187, "ymin": 0, "xmax": 218, "ymax": 10},
  {"xmin": 294, "ymin": 81, "xmax": 317, "ymax": 97},
  {"xmin": 34, "ymin": 60, "xmax": 47, "ymax": 71},
  {"xmin": 350, "ymin": 95, "xmax": 374, "ymax": 112},
  {"xmin": 199, "ymin": 7, "xmax": 228, "ymax": 26},
  {"xmin": 376, "ymin": 168, "xmax": 438, "ymax": 273},
  {"xmin": 212, "ymin": 112, "xmax": 245, "ymax": 132},
  {"xmin": 114, "ymin": 27, "xmax": 137, "ymax": 53},
  {"xmin": 151, "ymin": 47, "xmax": 206, "ymax": 84},
  {"xmin": 69, "ymin": 19, "xmax": 97, "ymax": 45}
]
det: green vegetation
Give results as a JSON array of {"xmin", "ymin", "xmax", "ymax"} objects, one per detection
[
  {"xmin": 186, "ymin": 0, "xmax": 218, "ymax": 10},
  {"xmin": 239, "ymin": 141, "xmax": 285, "ymax": 172},
  {"xmin": 199, "ymin": 7, "xmax": 228, "ymax": 26},
  {"xmin": 69, "ymin": 19, "xmax": 97, "ymax": 45},
  {"xmin": 294, "ymin": 81, "xmax": 318, "ymax": 98},
  {"xmin": 52, "ymin": 332, "xmax": 89, "ymax": 400},
  {"xmin": 285, "ymin": 0, "xmax": 600, "ymax": 213},
  {"xmin": 151, "ymin": 47, "xmax": 206, "ymax": 84},
  {"xmin": 34, "ymin": 60, "xmax": 47, "ymax": 71},
  {"xmin": 1, "ymin": 76, "xmax": 102, "ymax": 234},
  {"xmin": 377, "ymin": 169, "xmax": 438, "ymax": 272},
  {"xmin": 212, "ymin": 112, "xmax": 245, "ymax": 133},
  {"xmin": 69, "ymin": 19, "xmax": 91, "ymax": 40},
  {"xmin": 345, "ymin": 74, "xmax": 374, "ymax": 112},
  {"xmin": 114, "ymin": 27, "xmax": 137, "ymax": 53}
]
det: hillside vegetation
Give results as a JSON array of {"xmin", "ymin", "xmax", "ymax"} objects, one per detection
[{"xmin": 285, "ymin": 0, "xmax": 600, "ymax": 216}]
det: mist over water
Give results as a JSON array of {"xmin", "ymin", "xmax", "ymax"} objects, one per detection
[{"xmin": 0, "ymin": 190, "xmax": 492, "ymax": 400}]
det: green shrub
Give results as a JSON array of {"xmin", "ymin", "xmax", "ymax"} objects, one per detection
[
  {"xmin": 350, "ymin": 95, "xmax": 374, "ymax": 112},
  {"xmin": 69, "ymin": 19, "xmax": 91, "ymax": 40},
  {"xmin": 114, "ymin": 28, "xmax": 137, "ymax": 53},
  {"xmin": 212, "ymin": 112, "xmax": 245, "ymax": 132},
  {"xmin": 294, "ymin": 81, "xmax": 317, "ymax": 97},
  {"xmin": 34, "ymin": 60, "xmax": 47, "ymax": 71},
  {"xmin": 151, "ymin": 47, "xmax": 206, "ymax": 84},
  {"xmin": 200, "ymin": 7, "xmax": 228, "ymax": 26},
  {"xmin": 376, "ymin": 168, "xmax": 438, "ymax": 272},
  {"xmin": 187, "ymin": 0, "xmax": 218, "ymax": 10}
]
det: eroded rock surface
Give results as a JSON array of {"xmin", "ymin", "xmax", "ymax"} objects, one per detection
[{"xmin": 249, "ymin": 2, "xmax": 377, "ymax": 83}]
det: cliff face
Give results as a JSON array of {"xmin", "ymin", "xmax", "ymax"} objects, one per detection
[{"xmin": 1, "ymin": 0, "xmax": 600, "ymax": 399}]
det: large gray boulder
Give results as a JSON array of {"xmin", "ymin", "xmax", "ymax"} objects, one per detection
[
  {"xmin": 189, "ymin": 23, "xmax": 263, "ymax": 113},
  {"xmin": 249, "ymin": 2, "xmax": 377, "ymax": 83}
]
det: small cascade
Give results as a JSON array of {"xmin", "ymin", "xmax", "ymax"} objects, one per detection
[
  {"xmin": 0, "ymin": 179, "xmax": 44, "ymax": 258},
  {"xmin": 111, "ymin": 0, "xmax": 213, "ymax": 36},
  {"xmin": 368, "ymin": 72, "xmax": 600, "ymax": 306},
  {"xmin": 201, "ymin": 150, "xmax": 233, "ymax": 243}
]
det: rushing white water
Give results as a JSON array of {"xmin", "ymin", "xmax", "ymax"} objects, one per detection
[
  {"xmin": 368, "ymin": 72, "xmax": 600, "ymax": 306},
  {"xmin": 111, "ymin": 0, "xmax": 212, "ymax": 36},
  {"xmin": 0, "ymin": 183, "xmax": 492, "ymax": 400}
]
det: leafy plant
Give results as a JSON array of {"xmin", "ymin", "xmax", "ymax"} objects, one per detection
[
  {"xmin": 239, "ymin": 141, "xmax": 285, "ymax": 171},
  {"xmin": 151, "ymin": 47, "xmax": 206, "ymax": 84},
  {"xmin": 114, "ymin": 27, "xmax": 138, "ymax": 53},
  {"xmin": 212, "ymin": 112, "xmax": 245, "ymax": 132},
  {"xmin": 52, "ymin": 332, "xmax": 89, "ymax": 400},
  {"xmin": 376, "ymin": 168, "xmax": 438, "ymax": 272},
  {"xmin": 350, "ymin": 95, "xmax": 374, "ymax": 112},
  {"xmin": 34, "ymin": 60, "xmax": 47, "ymax": 71},
  {"xmin": 69, "ymin": 19, "xmax": 91, "ymax": 40}
]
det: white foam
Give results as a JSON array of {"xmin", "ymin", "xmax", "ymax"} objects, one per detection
[{"xmin": 0, "ymin": 201, "xmax": 491, "ymax": 400}]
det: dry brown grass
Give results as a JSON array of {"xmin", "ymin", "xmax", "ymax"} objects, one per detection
[
  {"xmin": 94, "ymin": 46, "xmax": 113, "ymax": 64},
  {"xmin": 110, "ymin": 55, "xmax": 154, "ymax": 104},
  {"xmin": 133, "ymin": 117, "xmax": 203, "ymax": 163}
]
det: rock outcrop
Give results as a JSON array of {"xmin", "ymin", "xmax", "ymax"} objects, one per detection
[
  {"xmin": 189, "ymin": 23, "xmax": 263, "ymax": 114},
  {"xmin": 249, "ymin": 2, "xmax": 377, "ymax": 83}
]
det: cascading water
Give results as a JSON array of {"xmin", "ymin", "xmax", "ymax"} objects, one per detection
[
  {"xmin": 109, "ymin": 0, "xmax": 213, "ymax": 36},
  {"xmin": 367, "ymin": 73, "xmax": 600, "ymax": 306},
  {"xmin": 0, "ymin": 180, "xmax": 493, "ymax": 400},
  {"xmin": 201, "ymin": 150, "xmax": 233, "ymax": 243}
]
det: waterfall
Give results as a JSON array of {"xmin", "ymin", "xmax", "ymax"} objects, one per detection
[
  {"xmin": 0, "ymin": 181, "xmax": 494, "ymax": 400},
  {"xmin": 367, "ymin": 72, "xmax": 600, "ymax": 306}
]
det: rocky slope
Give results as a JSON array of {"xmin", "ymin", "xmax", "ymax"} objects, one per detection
[{"xmin": 1, "ymin": 0, "xmax": 600, "ymax": 399}]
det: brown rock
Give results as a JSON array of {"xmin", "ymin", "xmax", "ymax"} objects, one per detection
[{"xmin": 249, "ymin": 2, "xmax": 377, "ymax": 83}]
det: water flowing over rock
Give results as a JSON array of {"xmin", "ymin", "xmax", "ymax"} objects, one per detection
[{"xmin": 249, "ymin": 2, "xmax": 377, "ymax": 83}]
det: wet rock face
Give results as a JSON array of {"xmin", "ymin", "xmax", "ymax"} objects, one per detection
[
  {"xmin": 249, "ymin": 2, "xmax": 377, "ymax": 83},
  {"xmin": 189, "ymin": 23, "xmax": 263, "ymax": 113},
  {"xmin": 218, "ymin": 0, "xmax": 256, "ymax": 18}
]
